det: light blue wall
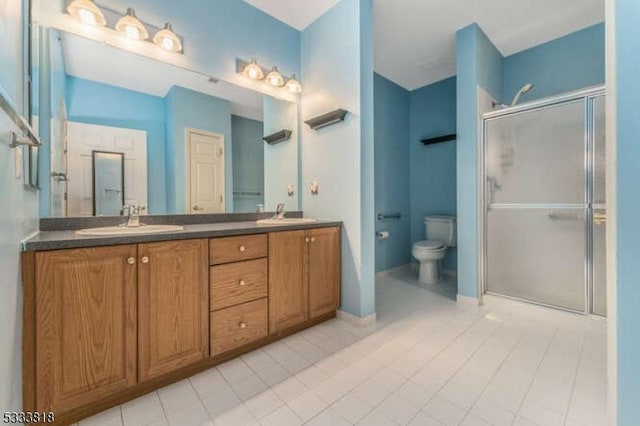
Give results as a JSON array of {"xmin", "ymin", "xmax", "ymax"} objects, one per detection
[
  {"xmin": 0, "ymin": 0, "xmax": 39, "ymax": 414},
  {"xmin": 96, "ymin": 0, "xmax": 301, "ymax": 82},
  {"xmin": 410, "ymin": 77, "xmax": 458, "ymax": 271},
  {"xmin": 616, "ymin": 2, "xmax": 640, "ymax": 424},
  {"xmin": 456, "ymin": 24, "xmax": 503, "ymax": 298},
  {"xmin": 263, "ymin": 96, "xmax": 299, "ymax": 212},
  {"xmin": 503, "ymin": 23, "xmax": 605, "ymax": 104},
  {"xmin": 374, "ymin": 73, "xmax": 410, "ymax": 272},
  {"xmin": 65, "ymin": 76, "xmax": 167, "ymax": 214},
  {"xmin": 164, "ymin": 86, "xmax": 233, "ymax": 213},
  {"xmin": 301, "ymin": 0, "xmax": 375, "ymax": 317},
  {"xmin": 231, "ymin": 115, "xmax": 264, "ymax": 213}
]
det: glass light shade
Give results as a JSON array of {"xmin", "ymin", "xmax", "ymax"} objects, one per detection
[
  {"xmin": 153, "ymin": 23, "xmax": 182, "ymax": 52},
  {"xmin": 115, "ymin": 8, "xmax": 149, "ymax": 40},
  {"xmin": 266, "ymin": 66, "xmax": 285, "ymax": 87},
  {"xmin": 242, "ymin": 58, "xmax": 264, "ymax": 80},
  {"xmin": 66, "ymin": 0, "xmax": 106, "ymax": 26},
  {"xmin": 285, "ymin": 74, "xmax": 302, "ymax": 93}
]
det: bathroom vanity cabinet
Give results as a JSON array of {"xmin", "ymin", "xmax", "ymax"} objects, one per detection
[{"xmin": 22, "ymin": 224, "xmax": 341, "ymax": 424}]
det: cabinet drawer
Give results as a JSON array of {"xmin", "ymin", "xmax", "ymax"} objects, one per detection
[
  {"xmin": 210, "ymin": 298, "xmax": 268, "ymax": 355},
  {"xmin": 210, "ymin": 258, "xmax": 268, "ymax": 311},
  {"xmin": 210, "ymin": 234, "xmax": 268, "ymax": 265}
]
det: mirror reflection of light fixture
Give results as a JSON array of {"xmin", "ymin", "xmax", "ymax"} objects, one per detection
[
  {"xmin": 266, "ymin": 66, "xmax": 285, "ymax": 87},
  {"xmin": 115, "ymin": 8, "xmax": 149, "ymax": 40},
  {"xmin": 285, "ymin": 74, "xmax": 302, "ymax": 94},
  {"xmin": 66, "ymin": 0, "xmax": 107, "ymax": 26},
  {"xmin": 153, "ymin": 23, "xmax": 182, "ymax": 52},
  {"xmin": 243, "ymin": 58, "xmax": 265, "ymax": 80}
]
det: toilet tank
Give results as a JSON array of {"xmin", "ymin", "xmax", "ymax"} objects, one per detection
[{"xmin": 424, "ymin": 215, "xmax": 457, "ymax": 247}]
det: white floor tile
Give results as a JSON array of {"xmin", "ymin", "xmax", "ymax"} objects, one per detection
[
  {"xmin": 80, "ymin": 265, "xmax": 606, "ymax": 426},
  {"xmin": 422, "ymin": 395, "xmax": 467, "ymax": 426},
  {"xmin": 157, "ymin": 380, "xmax": 200, "ymax": 413},
  {"xmin": 331, "ymin": 392, "xmax": 372, "ymax": 424},
  {"xmin": 305, "ymin": 408, "xmax": 351, "ymax": 426},
  {"xmin": 245, "ymin": 389, "xmax": 284, "ymax": 419},
  {"xmin": 121, "ymin": 392, "xmax": 165, "ymax": 426},
  {"xmin": 79, "ymin": 407, "xmax": 123, "ymax": 426},
  {"xmin": 260, "ymin": 405, "xmax": 301, "ymax": 426},
  {"xmin": 287, "ymin": 391, "xmax": 328, "ymax": 422}
]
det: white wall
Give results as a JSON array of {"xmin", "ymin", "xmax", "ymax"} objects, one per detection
[{"xmin": 0, "ymin": 0, "xmax": 39, "ymax": 413}]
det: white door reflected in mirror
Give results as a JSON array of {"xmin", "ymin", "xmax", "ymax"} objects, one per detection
[{"xmin": 188, "ymin": 129, "xmax": 225, "ymax": 214}]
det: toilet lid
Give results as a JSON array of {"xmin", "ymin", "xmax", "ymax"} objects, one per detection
[{"xmin": 414, "ymin": 240, "xmax": 444, "ymax": 251}]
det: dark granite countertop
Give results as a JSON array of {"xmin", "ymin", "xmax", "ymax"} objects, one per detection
[{"xmin": 22, "ymin": 220, "xmax": 343, "ymax": 251}]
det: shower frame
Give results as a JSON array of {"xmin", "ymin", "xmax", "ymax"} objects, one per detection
[{"xmin": 478, "ymin": 85, "xmax": 606, "ymax": 316}]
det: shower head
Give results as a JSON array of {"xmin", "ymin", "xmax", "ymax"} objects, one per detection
[{"xmin": 510, "ymin": 83, "xmax": 534, "ymax": 106}]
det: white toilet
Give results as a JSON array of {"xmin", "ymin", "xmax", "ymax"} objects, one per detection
[{"xmin": 411, "ymin": 215, "xmax": 457, "ymax": 284}]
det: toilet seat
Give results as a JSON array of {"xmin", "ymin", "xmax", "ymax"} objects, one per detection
[{"xmin": 413, "ymin": 240, "xmax": 444, "ymax": 251}]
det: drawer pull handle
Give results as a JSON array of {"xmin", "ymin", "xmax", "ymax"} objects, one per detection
[
  {"xmin": 141, "ymin": 256, "xmax": 149, "ymax": 264},
  {"xmin": 239, "ymin": 245, "xmax": 246, "ymax": 252},
  {"xmin": 239, "ymin": 322, "xmax": 247, "ymax": 329},
  {"xmin": 239, "ymin": 279, "xmax": 246, "ymax": 286},
  {"xmin": 127, "ymin": 257, "xmax": 136, "ymax": 265}
]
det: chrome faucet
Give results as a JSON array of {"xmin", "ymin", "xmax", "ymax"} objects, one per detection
[
  {"xmin": 272, "ymin": 203, "xmax": 286, "ymax": 220},
  {"xmin": 121, "ymin": 204, "xmax": 146, "ymax": 227}
]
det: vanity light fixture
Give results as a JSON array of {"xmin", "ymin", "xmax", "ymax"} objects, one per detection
[
  {"xmin": 266, "ymin": 66, "xmax": 285, "ymax": 87},
  {"xmin": 115, "ymin": 8, "xmax": 149, "ymax": 40},
  {"xmin": 66, "ymin": 0, "xmax": 107, "ymax": 26},
  {"xmin": 243, "ymin": 58, "xmax": 265, "ymax": 80},
  {"xmin": 285, "ymin": 74, "xmax": 302, "ymax": 94},
  {"xmin": 153, "ymin": 22, "xmax": 182, "ymax": 52}
]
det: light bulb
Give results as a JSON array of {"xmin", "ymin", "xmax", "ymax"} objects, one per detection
[
  {"xmin": 66, "ymin": 0, "xmax": 106, "ymax": 26},
  {"xmin": 242, "ymin": 58, "xmax": 265, "ymax": 80},
  {"xmin": 266, "ymin": 66, "xmax": 285, "ymax": 87},
  {"xmin": 285, "ymin": 75, "xmax": 302, "ymax": 93},
  {"xmin": 115, "ymin": 8, "xmax": 149, "ymax": 40},
  {"xmin": 153, "ymin": 23, "xmax": 182, "ymax": 52},
  {"xmin": 78, "ymin": 8, "xmax": 96, "ymax": 25}
]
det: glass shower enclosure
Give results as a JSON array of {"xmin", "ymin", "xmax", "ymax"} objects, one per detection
[{"xmin": 481, "ymin": 87, "xmax": 606, "ymax": 316}]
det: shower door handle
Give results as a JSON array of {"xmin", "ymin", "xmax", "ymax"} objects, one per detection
[{"xmin": 548, "ymin": 213, "xmax": 585, "ymax": 222}]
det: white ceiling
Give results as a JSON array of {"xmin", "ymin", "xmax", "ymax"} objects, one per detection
[
  {"xmin": 244, "ymin": 0, "xmax": 604, "ymax": 91},
  {"xmin": 374, "ymin": 0, "xmax": 605, "ymax": 90},
  {"xmin": 243, "ymin": 0, "xmax": 340, "ymax": 31},
  {"xmin": 61, "ymin": 33, "xmax": 265, "ymax": 121}
]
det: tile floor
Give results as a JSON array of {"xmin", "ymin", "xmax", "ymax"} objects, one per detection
[{"xmin": 78, "ymin": 264, "xmax": 607, "ymax": 426}]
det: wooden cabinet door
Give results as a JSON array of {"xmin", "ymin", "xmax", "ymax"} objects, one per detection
[
  {"xmin": 138, "ymin": 239, "xmax": 209, "ymax": 381},
  {"xmin": 35, "ymin": 246, "xmax": 137, "ymax": 413},
  {"xmin": 308, "ymin": 227, "xmax": 341, "ymax": 318},
  {"xmin": 269, "ymin": 230, "xmax": 308, "ymax": 332}
]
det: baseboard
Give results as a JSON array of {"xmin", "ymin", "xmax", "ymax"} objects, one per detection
[
  {"xmin": 456, "ymin": 294, "xmax": 480, "ymax": 307},
  {"xmin": 336, "ymin": 310, "xmax": 377, "ymax": 327}
]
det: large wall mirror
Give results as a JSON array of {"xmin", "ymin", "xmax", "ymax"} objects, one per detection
[{"xmin": 31, "ymin": 22, "xmax": 300, "ymax": 217}]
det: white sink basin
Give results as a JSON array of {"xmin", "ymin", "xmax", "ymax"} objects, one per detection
[
  {"xmin": 256, "ymin": 218, "xmax": 319, "ymax": 226},
  {"xmin": 76, "ymin": 224, "xmax": 184, "ymax": 236}
]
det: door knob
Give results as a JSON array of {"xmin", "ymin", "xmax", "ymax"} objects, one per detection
[
  {"xmin": 305, "ymin": 237, "xmax": 310, "ymax": 243},
  {"xmin": 127, "ymin": 257, "xmax": 135, "ymax": 265},
  {"xmin": 239, "ymin": 322, "xmax": 247, "ymax": 329},
  {"xmin": 141, "ymin": 256, "xmax": 149, "ymax": 264},
  {"xmin": 239, "ymin": 245, "xmax": 246, "ymax": 252},
  {"xmin": 239, "ymin": 279, "xmax": 246, "ymax": 286},
  {"xmin": 311, "ymin": 237, "xmax": 316, "ymax": 243}
]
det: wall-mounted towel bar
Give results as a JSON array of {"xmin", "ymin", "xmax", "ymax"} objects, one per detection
[
  {"xmin": 233, "ymin": 191, "xmax": 262, "ymax": 197},
  {"xmin": 421, "ymin": 133, "xmax": 456, "ymax": 146},
  {"xmin": 377, "ymin": 212, "xmax": 402, "ymax": 221},
  {"xmin": 0, "ymin": 91, "xmax": 41, "ymax": 147}
]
